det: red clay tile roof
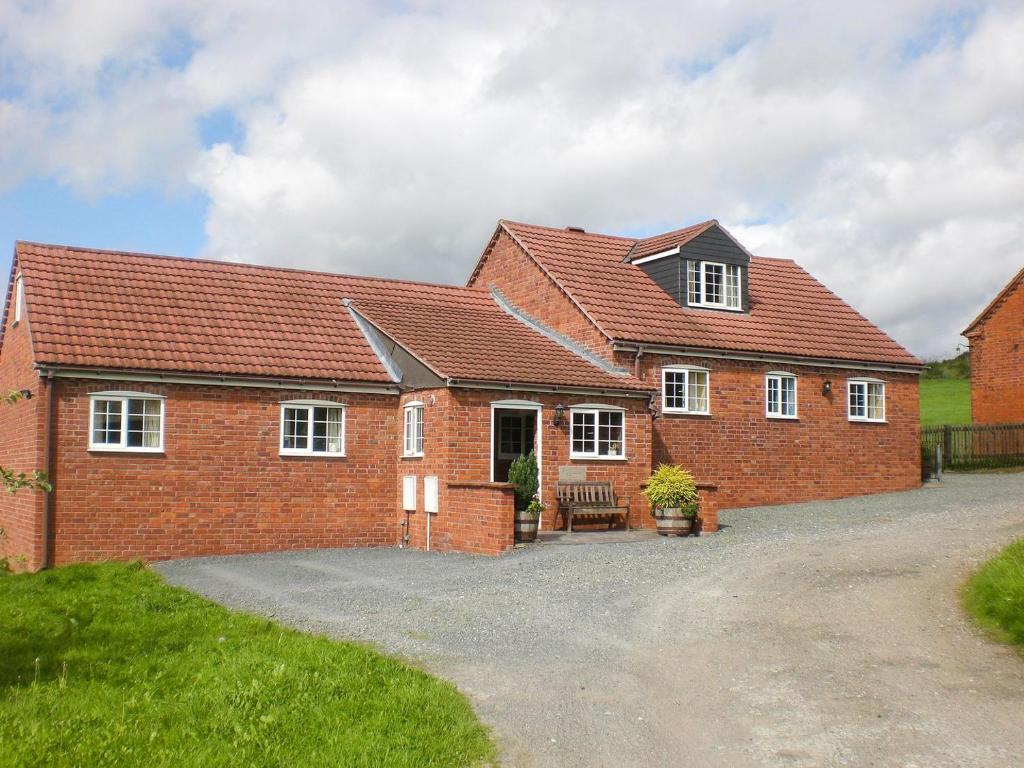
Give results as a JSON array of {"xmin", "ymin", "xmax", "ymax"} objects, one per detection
[
  {"xmin": 496, "ymin": 221, "xmax": 922, "ymax": 367},
  {"xmin": 11, "ymin": 241, "xmax": 649, "ymax": 390},
  {"xmin": 963, "ymin": 263, "xmax": 1024, "ymax": 336},
  {"xmin": 351, "ymin": 295, "xmax": 648, "ymax": 391}
]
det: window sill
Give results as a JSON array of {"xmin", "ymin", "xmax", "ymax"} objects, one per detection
[
  {"xmin": 767, "ymin": 415, "xmax": 799, "ymax": 421},
  {"xmin": 570, "ymin": 455, "xmax": 628, "ymax": 462},
  {"xmin": 848, "ymin": 418, "xmax": 887, "ymax": 424},
  {"xmin": 687, "ymin": 303, "xmax": 744, "ymax": 313},
  {"xmin": 401, "ymin": 453, "xmax": 425, "ymax": 460},
  {"xmin": 88, "ymin": 448, "xmax": 165, "ymax": 455},
  {"xmin": 279, "ymin": 451, "xmax": 348, "ymax": 458},
  {"xmin": 662, "ymin": 410, "xmax": 711, "ymax": 417}
]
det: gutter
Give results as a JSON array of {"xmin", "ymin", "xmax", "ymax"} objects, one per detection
[
  {"xmin": 612, "ymin": 343, "xmax": 926, "ymax": 376},
  {"xmin": 35, "ymin": 366, "xmax": 400, "ymax": 395}
]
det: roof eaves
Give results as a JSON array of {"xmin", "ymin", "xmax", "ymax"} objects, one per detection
[
  {"xmin": 625, "ymin": 219, "xmax": 718, "ymax": 262},
  {"xmin": 963, "ymin": 264, "xmax": 1024, "ymax": 336}
]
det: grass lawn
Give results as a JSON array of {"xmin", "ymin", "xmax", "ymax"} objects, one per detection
[
  {"xmin": 920, "ymin": 378, "xmax": 971, "ymax": 426},
  {"xmin": 963, "ymin": 538, "xmax": 1024, "ymax": 653},
  {"xmin": 0, "ymin": 563, "xmax": 493, "ymax": 767}
]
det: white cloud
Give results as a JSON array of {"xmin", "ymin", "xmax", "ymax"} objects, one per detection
[{"xmin": 1, "ymin": 0, "xmax": 1023, "ymax": 359}]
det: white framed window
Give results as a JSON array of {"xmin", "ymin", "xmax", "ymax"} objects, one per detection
[
  {"xmin": 14, "ymin": 274, "xmax": 24, "ymax": 323},
  {"xmin": 570, "ymin": 406, "xmax": 626, "ymax": 459},
  {"xmin": 89, "ymin": 392, "xmax": 165, "ymax": 452},
  {"xmin": 403, "ymin": 401, "xmax": 424, "ymax": 457},
  {"xmin": 662, "ymin": 367, "xmax": 710, "ymax": 414},
  {"xmin": 686, "ymin": 261, "xmax": 741, "ymax": 310},
  {"xmin": 766, "ymin": 372, "xmax": 798, "ymax": 419},
  {"xmin": 280, "ymin": 401, "xmax": 345, "ymax": 456},
  {"xmin": 848, "ymin": 379, "xmax": 885, "ymax": 422}
]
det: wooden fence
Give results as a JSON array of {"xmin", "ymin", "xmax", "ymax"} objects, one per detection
[{"xmin": 921, "ymin": 423, "xmax": 1024, "ymax": 473}]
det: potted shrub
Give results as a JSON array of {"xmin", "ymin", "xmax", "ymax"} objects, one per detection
[
  {"xmin": 509, "ymin": 451, "xmax": 541, "ymax": 542},
  {"xmin": 643, "ymin": 464, "xmax": 700, "ymax": 536}
]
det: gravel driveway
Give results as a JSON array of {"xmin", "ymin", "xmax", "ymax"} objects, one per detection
[{"xmin": 157, "ymin": 473, "xmax": 1024, "ymax": 767}]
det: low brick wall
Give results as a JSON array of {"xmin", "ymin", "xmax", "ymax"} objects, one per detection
[{"xmin": 442, "ymin": 482, "xmax": 516, "ymax": 555}]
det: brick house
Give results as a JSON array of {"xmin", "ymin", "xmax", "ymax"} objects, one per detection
[
  {"xmin": 964, "ymin": 265, "xmax": 1024, "ymax": 424},
  {"xmin": 1, "ymin": 220, "xmax": 922, "ymax": 569}
]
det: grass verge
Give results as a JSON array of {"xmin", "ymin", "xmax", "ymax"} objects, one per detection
[
  {"xmin": 963, "ymin": 538, "xmax": 1024, "ymax": 652},
  {"xmin": 0, "ymin": 562, "xmax": 494, "ymax": 767},
  {"xmin": 920, "ymin": 378, "xmax": 971, "ymax": 426}
]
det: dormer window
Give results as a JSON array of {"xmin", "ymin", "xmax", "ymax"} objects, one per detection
[{"xmin": 687, "ymin": 261, "xmax": 741, "ymax": 310}]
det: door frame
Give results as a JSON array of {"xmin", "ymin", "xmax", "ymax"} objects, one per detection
[{"xmin": 489, "ymin": 400, "xmax": 543, "ymax": 494}]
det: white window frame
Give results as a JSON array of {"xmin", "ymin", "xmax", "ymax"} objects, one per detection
[
  {"xmin": 847, "ymin": 379, "xmax": 886, "ymax": 423},
  {"xmin": 661, "ymin": 366, "xmax": 711, "ymax": 415},
  {"xmin": 14, "ymin": 274, "xmax": 24, "ymax": 323},
  {"xmin": 687, "ymin": 261, "xmax": 742, "ymax": 311},
  {"xmin": 279, "ymin": 400, "xmax": 346, "ymax": 456},
  {"xmin": 403, "ymin": 401, "xmax": 424, "ymax": 457},
  {"xmin": 88, "ymin": 392, "xmax": 166, "ymax": 453},
  {"xmin": 569, "ymin": 404, "xmax": 627, "ymax": 460},
  {"xmin": 765, "ymin": 372, "xmax": 798, "ymax": 419}
]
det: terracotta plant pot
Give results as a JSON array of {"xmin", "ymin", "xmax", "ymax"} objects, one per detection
[
  {"xmin": 653, "ymin": 507, "xmax": 697, "ymax": 537},
  {"xmin": 514, "ymin": 509, "xmax": 540, "ymax": 542}
]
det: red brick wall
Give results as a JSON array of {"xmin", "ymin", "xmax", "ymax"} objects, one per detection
[
  {"xmin": 969, "ymin": 276, "xmax": 1024, "ymax": 424},
  {"xmin": 0, "ymin": 290, "xmax": 46, "ymax": 571},
  {"xmin": 50, "ymin": 379, "xmax": 401, "ymax": 564},
  {"xmin": 470, "ymin": 230, "xmax": 613, "ymax": 359},
  {"xmin": 623, "ymin": 352, "xmax": 921, "ymax": 512}
]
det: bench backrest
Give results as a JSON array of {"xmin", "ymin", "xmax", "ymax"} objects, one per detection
[{"xmin": 556, "ymin": 481, "xmax": 616, "ymax": 506}]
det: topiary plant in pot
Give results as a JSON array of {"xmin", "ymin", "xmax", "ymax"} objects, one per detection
[
  {"xmin": 509, "ymin": 451, "xmax": 542, "ymax": 542},
  {"xmin": 643, "ymin": 464, "xmax": 700, "ymax": 537}
]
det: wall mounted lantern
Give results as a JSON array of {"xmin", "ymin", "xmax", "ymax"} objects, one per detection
[
  {"xmin": 821, "ymin": 380, "xmax": 832, "ymax": 396},
  {"xmin": 553, "ymin": 403, "xmax": 565, "ymax": 426}
]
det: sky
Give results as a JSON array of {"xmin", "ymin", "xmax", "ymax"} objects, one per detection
[{"xmin": 1, "ymin": 0, "xmax": 1022, "ymax": 361}]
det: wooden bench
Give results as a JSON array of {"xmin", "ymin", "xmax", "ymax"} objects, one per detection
[{"xmin": 555, "ymin": 481, "xmax": 630, "ymax": 533}]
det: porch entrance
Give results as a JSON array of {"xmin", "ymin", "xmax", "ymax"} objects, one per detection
[{"xmin": 492, "ymin": 407, "xmax": 538, "ymax": 483}]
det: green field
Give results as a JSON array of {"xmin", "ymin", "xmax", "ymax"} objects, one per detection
[
  {"xmin": 963, "ymin": 537, "xmax": 1024, "ymax": 652},
  {"xmin": 920, "ymin": 378, "xmax": 971, "ymax": 426},
  {"xmin": 0, "ymin": 563, "xmax": 493, "ymax": 768}
]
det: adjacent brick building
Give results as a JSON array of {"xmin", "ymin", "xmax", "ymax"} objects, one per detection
[
  {"xmin": 964, "ymin": 265, "xmax": 1024, "ymax": 424},
  {"xmin": 0, "ymin": 219, "xmax": 922, "ymax": 570}
]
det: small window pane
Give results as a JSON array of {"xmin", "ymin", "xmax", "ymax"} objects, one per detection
[
  {"xmin": 725, "ymin": 265, "xmax": 741, "ymax": 308},
  {"xmin": 312, "ymin": 406, "xmax": 343, "ymax": 453},
  {"xmin": 92, "ymin": 399, "xmax": 122, "ymax": 445},
  {"xmin": 687, "ymin": 371, "xmax": 709, "ymax": 413},
  {"xmin": 781, "ymin": 376, "xmax": 796, "ymax": 416},
  {"xmin": 404, "ymin": 405, "xmax": 424, "ymax": 455},
  {"xmin": 766, "ymin": 377, "xmax": 780, "ymax": 414},
  {"xmin": 866, "ymin": 382, "xmax": 884, "ymax": 420},
  {"xmin": 704, "ymin": 264, "xmax": 724, "ymax": 305},
  {"xmin": 572, "ymin": 411, "xmax": 596, "ymax": 455},
  {"xmin": 664, "ymin": 370, "xmax": 687, "ymax": 410},
  {"xmin": 126, "ymin": 398, "xmax": 161, "ymax": 448},
  {"xmin": 597, "ymin": 411, "xmax": 624, "ymax": 456},
  {"xmin": 848, "ymin": 383, "xmax": 866, "ymax": 418},
  {"xmin": 687, "ymin": 261, "xmax": 701, "ymax": 304},
  {"xmin": 283, "ymin": 407, "xmax": 308, "ymax": 450}
]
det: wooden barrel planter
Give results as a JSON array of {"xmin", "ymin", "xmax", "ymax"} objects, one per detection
[
  {"xmin": 652, "ymin": 507, "xmax": 696, "ymax": 537},
  {"xmin": 514, "ymin": 509, "xmax": 540, "ymax": 542}
]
